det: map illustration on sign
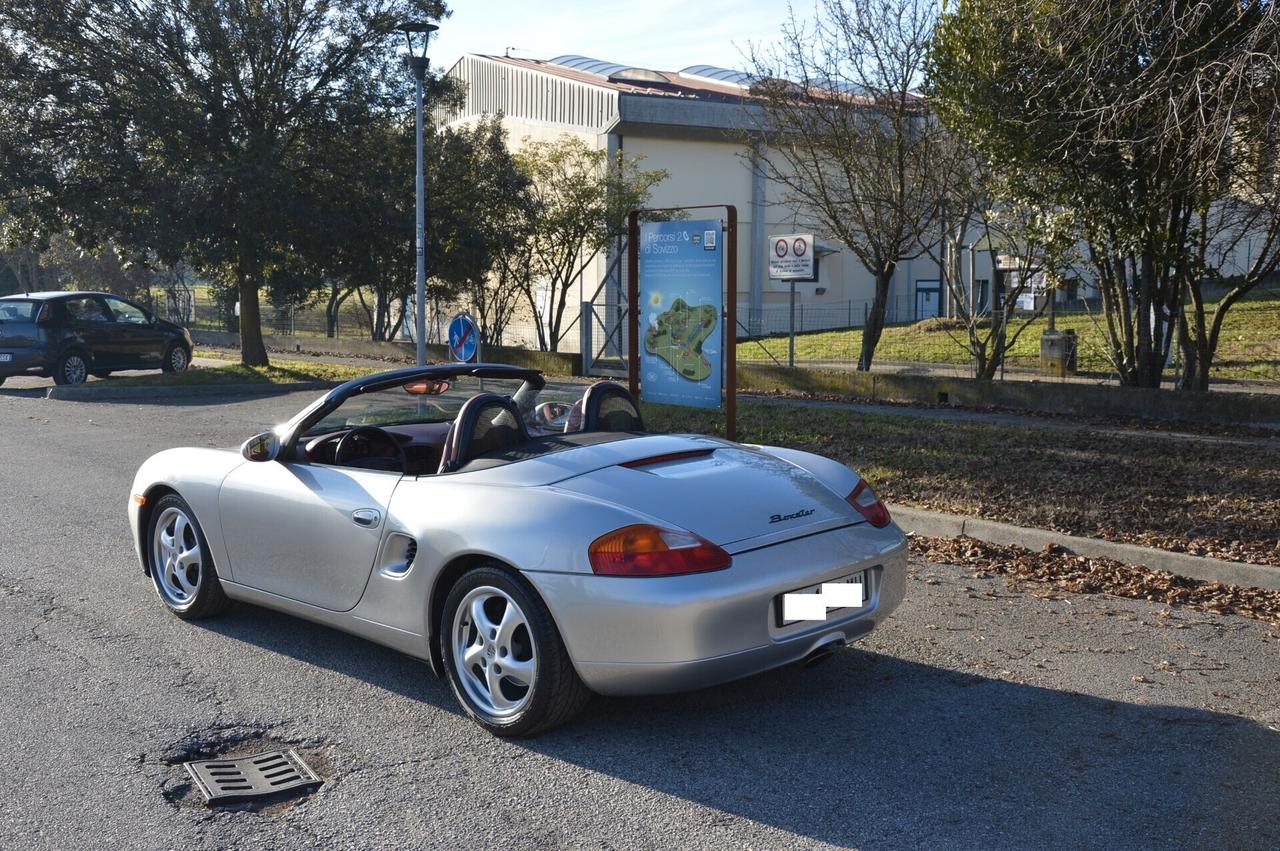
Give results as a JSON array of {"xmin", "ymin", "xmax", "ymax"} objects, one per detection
[
  {"xmin": 637, "ymin": 218, "xmax": 724, "ymax": 409},
  {"xmin": 644, "ymin": 297, "xmax": 718, "ymax": 381}
]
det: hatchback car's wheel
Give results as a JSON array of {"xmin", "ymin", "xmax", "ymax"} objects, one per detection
[
  {"xmin": 442, "ymin": 566, "xmax": 589, "ymax": 736},
  {"xmin": 147, "ymin": 493, "xmax": 230, "ymax": 620},
  {"xmin": 53, "ymin": 351, "xmax": 89, "ymax": 385},
  {"xmin": 162, "ymin": 344, "xmax": 189, "ymax": 373}
]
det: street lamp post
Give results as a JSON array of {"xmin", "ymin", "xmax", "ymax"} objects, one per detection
[{"xmin": 400, "ymin": 20, "xmax": 438, "ymax": 366}]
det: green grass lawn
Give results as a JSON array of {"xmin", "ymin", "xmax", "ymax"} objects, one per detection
[
  {"xmin": 745, "ymin": 288, "xmax": 1280, "ymax": 382},
  {"xmin": 110, "ymin": 358, "xmax": 367, "ymax": 387},
  {"xmin": 641, "ymin": 398, "xmax": 1280, "ymax": 567}
]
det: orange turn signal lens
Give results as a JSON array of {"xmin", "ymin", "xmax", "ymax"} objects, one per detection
[
  {"xmin": 131, "ymin": 494, "xmax": 146, "ymax": 506},
  {"xmin": 588, "ymin": 524, "xmax": 731, "ymax": 577}
]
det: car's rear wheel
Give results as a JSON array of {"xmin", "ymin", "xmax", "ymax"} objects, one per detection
[
  {"xmin": 53, "ymin": 351, "xmax": 89, "ymax": 385},
  {"xmin": 162, "ymin": 343, "xmax": 189, "ymax": 373},
  {"xmin": 147, "ymin": 493, "xmax": 230, "ymax": 620},
  {"xmin": 441, "ymin": 566, "xmax": 589, "ymax": 736}
]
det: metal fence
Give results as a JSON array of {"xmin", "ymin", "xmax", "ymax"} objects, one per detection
[{"xmin": 155, "ymin": 290, "xmax": 546, "ymax": 349}]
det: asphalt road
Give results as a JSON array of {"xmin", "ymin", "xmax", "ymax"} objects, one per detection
[{"xmin": 0, "ymin": 387, "xmax": 1278, "ymax": 850}]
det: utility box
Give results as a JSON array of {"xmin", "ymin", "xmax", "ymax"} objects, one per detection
[{"xmin": 1040, "ymin": 329, "xmax": 1078, "ymax": 377}]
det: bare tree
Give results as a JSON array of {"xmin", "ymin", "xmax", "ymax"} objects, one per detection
[
  {"xmin": 746, "ymin": 0, "xmax": 943, "ymax": 370},
  {"xmin": 932, "ymin": 0, "xmax": 1280, "ymax": 389}
]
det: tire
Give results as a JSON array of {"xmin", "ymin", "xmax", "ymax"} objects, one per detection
[
  {"xmin": 161, "ymin": 343, "xmax": 190, "ymax": 373},
  {"xmin": 441, "ymin": 565, "xmax": 590, "ymax": 736},
  {"xmin": 52, "ymin": 351, "xmax": 90, "ymax": 385},
  {"xmin": 92, "ymin": 371, "xmax": 111, "ymax": 379},
  {"xmin": 146, "ymin": 493, "xmax": 231, "ymax": 620}
]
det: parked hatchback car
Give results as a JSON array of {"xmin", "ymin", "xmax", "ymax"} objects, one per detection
[{"xmin": 0, "ymin": 291, "xmax": 193, "ymax": 385}]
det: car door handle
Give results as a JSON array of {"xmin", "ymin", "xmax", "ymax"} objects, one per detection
[{"xmin": 351, "ymin": 509, "xmax": 381, "ymax": 528}]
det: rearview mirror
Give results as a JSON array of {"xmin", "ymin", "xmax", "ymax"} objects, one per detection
[
  {"xmin": 403, "ymin": 378, "xmax": 450, "ymax": 396},
  {"xmin": 241, "ymin": 431, "xmax": 282, "ymax": 462}
]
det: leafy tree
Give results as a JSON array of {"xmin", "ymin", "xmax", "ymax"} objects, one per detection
[
  {"xmin": 0, "ymin": 0, "xmax": 447, "ymax": 365},
  {"xmin": 745, "ymin": 0, "xmax": 945, "ymax": 371},
  {"xmin": 431, "ymin": 118, "xmax": 535, "ymax": 348},
  {"xmin": 930, "ymin": 0, "xmax": 1280, "ymax": 389},
  {"xmin": 514, "ymin": 135, "xmax": 667, "ymax": 352}
]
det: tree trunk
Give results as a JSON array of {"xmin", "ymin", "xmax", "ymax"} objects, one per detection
[
  {"xmin": 858, "ymin": 264, "xmax": 896, "ymax": 371},
  {"xmin": 236, "ymin": 252, "xmax": 269, "ymax": 366}
]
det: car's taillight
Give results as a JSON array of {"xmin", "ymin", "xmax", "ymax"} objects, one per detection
[
  {"xmin": 588, "ymin": 524, "xmax": 731, "ymax": 577},
  {"xmin": 846, "ymin": 480, "xmax": 891, "ymax": 528}
]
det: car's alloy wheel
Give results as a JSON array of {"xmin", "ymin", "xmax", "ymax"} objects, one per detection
[
  {"xmin": 163, "ymin": 344, "xmax": 189, "ymax": 373},
  {"xmin": 54, "ymin": 352, "xmax": 88, "ymax": 385},
  {"xmin": 452, "ymin": 585, "xmax": 538, "ymax": 719},
  {"xmin": 147, "ymin": 494, "xmax": 230, "ymax": 619},
  {"xmin": 441, "ymin": 566, "xmax": 590, "ymax": 736}
]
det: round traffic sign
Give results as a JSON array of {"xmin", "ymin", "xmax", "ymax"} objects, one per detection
[
  {"xmin": 774, "ymin": 238, "xmax": 789, "ymax": 258},
  {"xmin": 792, "ymin": 237, "xmax": 808, "ymax": 257},
  {"xmin": 448, "ymin": 313, "xmax": 480, "ymax": 363}
]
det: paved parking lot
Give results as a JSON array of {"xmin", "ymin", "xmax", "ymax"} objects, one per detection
[
  {"xmin": 1, "ymin": 356, "xmax": 227, "ymax": 391},
  {"xmin": 0, "ymin": 388, "xmax": 1277, "ymax": 850}
]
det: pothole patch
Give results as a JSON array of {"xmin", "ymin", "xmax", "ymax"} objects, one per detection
[{"xmin": 159, "ymin": 725, "xmax": 333, "ymax": 814}]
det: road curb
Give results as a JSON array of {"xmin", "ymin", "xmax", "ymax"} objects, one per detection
[
  {"xmin": 45, "ymin": 381, "xmax": 340, "ymax": 401},
  {"xmin": 888, "ymin": 504, "xmax": 1280, "ymax": 592}
]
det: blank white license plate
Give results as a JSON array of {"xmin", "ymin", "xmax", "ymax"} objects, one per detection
[
  {"xmin": 0, "ymin": 353, "xmax": 12, "ymax": 362},
  {"xmin": 778, "ymin": 571, "xmax": 865, "ymax": 626}
]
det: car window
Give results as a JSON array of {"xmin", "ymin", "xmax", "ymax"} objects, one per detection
[
  {"xmin": 0, "ymin": 300, "xmax": 37, "ymax": 322},
  {"xmin": 103, "ymin": 297, "xmax": 150, "ymax": 324},
  {"xmin": 65, "ymin": 297, "xmax": 111, "ymax": 322}
]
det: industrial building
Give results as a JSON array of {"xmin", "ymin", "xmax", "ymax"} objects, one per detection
[{"xmin": 437, "ymin": 52, "xmax": 983, "ymax": 357}]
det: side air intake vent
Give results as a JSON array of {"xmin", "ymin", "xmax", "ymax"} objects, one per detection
[{"xmin": 380, "ymin": 533, "xmax": 418, "ymax": 578}]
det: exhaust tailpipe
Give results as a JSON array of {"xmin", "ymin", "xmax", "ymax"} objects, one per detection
[{"xmin": 802, "ymin": 644, "xmax": 839, "ymax": 668}]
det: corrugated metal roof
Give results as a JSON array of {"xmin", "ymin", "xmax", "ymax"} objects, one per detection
[
  {"xmin": 549, "ymin": 55, "xmax": 629, "ymax": 77},
  {"xmin": 679, "ymin": 65, "xmax": 753, "ymax": 88}
]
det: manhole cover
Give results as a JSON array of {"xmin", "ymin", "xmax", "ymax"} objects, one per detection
[{"xmin": 184, "ymin": 749, "xmax": 322, "ymax": 805}]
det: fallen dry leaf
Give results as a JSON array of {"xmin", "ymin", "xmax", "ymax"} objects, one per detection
[{"xmin": 910, "ymin": 535, "xmax": 1280, "ymax": 628}]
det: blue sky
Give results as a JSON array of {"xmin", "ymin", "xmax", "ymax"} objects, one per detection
[{"xmin": 428, "ymin": 0, "xmax": 790, "ymax": 74}]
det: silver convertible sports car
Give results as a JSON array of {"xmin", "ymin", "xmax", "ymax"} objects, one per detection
[{"xmin": 129, "ymin": 364, "xmax": 907, "ymax": 736}]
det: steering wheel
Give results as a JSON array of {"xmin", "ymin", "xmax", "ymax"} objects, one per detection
[{"xmin": 334, "ymin": 426, "xmax": 407, "ymax": 473}]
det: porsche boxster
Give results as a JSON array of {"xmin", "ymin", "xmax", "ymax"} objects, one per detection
[{"xmin": 129, "ymin": 364, "xmax": 906, "ymax": 735}]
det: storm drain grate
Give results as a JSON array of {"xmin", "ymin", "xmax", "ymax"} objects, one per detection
[{"xmin": 184, "ymin": 749, "xmax": 322, "ymax": 805}]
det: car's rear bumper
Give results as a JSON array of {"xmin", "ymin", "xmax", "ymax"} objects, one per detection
[
  {"xmin": 527, "ymin": 522, "xmax": 907, "ymax": 696},
  {"xmin": 0, "ymin": 348, "xmax": 48, "ymax": 376}
]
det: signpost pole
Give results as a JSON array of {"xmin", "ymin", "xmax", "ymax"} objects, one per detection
[
  {"xmin": 627, "ymin": 212, "xmax": 641, "ymax": 400},
  {"xmin": 725, "ymin": 206, "xmax": 737, "ymax": 442},
  {"xmin": 788, "ymin": 281, "xmax": 796, "ymax": 369}
]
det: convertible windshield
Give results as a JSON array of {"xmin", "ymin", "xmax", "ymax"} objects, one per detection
[{"xmin": 304, "ymin": 376, "xmax": 581, "ymax": 437}]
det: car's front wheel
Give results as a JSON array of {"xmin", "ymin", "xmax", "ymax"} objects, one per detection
[
  {"xmin": 53, "ymin": 351, "xmax": 89, "ymax": 385},
  {"xmin": 441, "ymin": 566, "xmax": 589, "ymax": 736},
  {"xmin": 147, "ymin": 493, "xmax": 230, "ymax": 620},
  {"xmin": 162, "ymin": 343, "xmax": 189, "ymax": 373}
]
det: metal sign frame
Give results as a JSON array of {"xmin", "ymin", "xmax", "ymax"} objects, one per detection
[{"xmin": 627, "ymin": 205, "xmax": 738, "ymax": 441}]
